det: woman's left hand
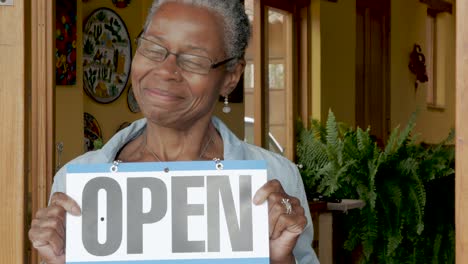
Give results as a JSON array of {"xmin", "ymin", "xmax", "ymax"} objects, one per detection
[{"xmin": 253, "ymin": 179, "xmax": 307, "ymax": 264}]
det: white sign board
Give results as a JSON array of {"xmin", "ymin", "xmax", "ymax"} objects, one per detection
[
  {"xmin": 0, "ymin": 0, "xmax": 14, "ymax": 6},
  {"xmin": 66, "ymin": 160, "xmax": 269, "ymax": 264}
]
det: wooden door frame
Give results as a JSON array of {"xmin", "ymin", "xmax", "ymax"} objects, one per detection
[
  {"xmin": 30, "ymin": 0, "xmax": 55, "ymax": 263},
  {"xmin": 456, "ymin": 0, "xmax": 468, "ymax": 262},
  {"xmin": 0, "ymin": 1, "xmax": 26, "ymax": 263},
  {"xmin": 253, "ymin": 0, "xmax": 267, "ymax": 148}
]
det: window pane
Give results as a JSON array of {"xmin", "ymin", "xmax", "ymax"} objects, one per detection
[
  {"xmin": 269, "ymin": 63, "xmax": 284, "ymax": 89},
  {"xmin": 267, "ymin": 8, "xmax": 287, "ymax": 155}
]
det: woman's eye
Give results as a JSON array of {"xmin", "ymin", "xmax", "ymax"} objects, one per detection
[
  {"xmin": 179, "ymin": 59, "xmax": 203, "ymax": 70},
  {"xmin": 146, "ymin": 49, "xmax": 166, "ymax": 58}
]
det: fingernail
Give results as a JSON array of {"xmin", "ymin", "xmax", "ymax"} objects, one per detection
[
  {"xmin": 32, "ymin": 241, "xmax": 41, "ymax": 248},
  {"xmin": 253, "ymin": 196, "xmax": 261, "ymax": 205},
  {"xmin": 71, "ymin": 205, "xmax": 81, "ymax": 216}
]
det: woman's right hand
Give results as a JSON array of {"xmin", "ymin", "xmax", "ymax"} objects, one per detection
[{"xmin": 28, "ymin": 192, "xmax": 81, "ymax": 264}]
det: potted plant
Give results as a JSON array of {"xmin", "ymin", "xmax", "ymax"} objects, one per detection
[{"xmin": 297, "ymin": 111, "xmax": 455, "ymax": 263}]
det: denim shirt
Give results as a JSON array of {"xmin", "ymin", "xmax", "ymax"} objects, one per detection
[{"xmin": 51, "ymin": 117, "xmax": 319, "ymax": 264}]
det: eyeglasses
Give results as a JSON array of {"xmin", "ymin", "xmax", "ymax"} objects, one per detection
[{"xmin": 136, "ymin": 37, "xmax": 236, "ymax": 75}]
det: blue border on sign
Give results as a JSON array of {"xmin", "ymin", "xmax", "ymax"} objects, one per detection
[
  {"xmin": 67, "ymin": 160, "xmax": 267, "ymax": 173},
  {"xmin": 66, "ymin": 258, "xmax": 269, "ymax": 264}
]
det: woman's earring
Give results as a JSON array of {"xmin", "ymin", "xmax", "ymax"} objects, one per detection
[{"xmin": 222, "ymin": 95, "xmax": 231, "ymax": 114}]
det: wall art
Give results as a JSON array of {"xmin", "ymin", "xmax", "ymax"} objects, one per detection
[
  {"xmin": 56, "ymin": 1, "xmax": 77, "ymax": 85},
  {"xmin": 83, "ymin": 8, "xmax": 132, "ymax": 103},
  {"xmin": 112, "ymin": 0, "xmax": 131, "ymax": 8},
  {"xmin": 84, "ymin": 112, "xmax": 103, "ymax": 152}
]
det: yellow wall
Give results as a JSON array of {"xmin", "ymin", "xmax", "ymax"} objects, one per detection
[
  {"xmin": 55, "ymin": 1, "xmax": 85, "ymax": 168},
  {"xmin": 390, "ymin": 0, "xmax": 455, "ymax": 143},
  {"xmin": 55, "ymin": 0, "xmax": 244, "ymax": 167},
  {"xmin": 311, "ymin": 0, "xmax": 455, "ymax": 143},
  {"xmin": 310, "ymin": 0, "xmax": 322, "ymax": 122},
  {"xmin": 215, "ymin": 103, "xmax": 245, "ymax": 138},
  {"xmin": 318, "ymin": 0, "xmax": 356, "ymax": 126}
]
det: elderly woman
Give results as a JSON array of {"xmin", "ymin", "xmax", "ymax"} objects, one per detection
[{"xmin": 28, "ymin": 1, "xmax": 319, "ymax": 263}]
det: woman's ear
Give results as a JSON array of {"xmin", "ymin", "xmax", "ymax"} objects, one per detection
[{"xmin": 220, "ymin": 59, "xmax": 246, "ymax": 96}]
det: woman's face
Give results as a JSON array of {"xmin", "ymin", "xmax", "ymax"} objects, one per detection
[{"xmin": 131, "ymin": 2, "xmax": 241, "ymax": 130}]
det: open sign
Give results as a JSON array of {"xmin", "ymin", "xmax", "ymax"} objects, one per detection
[{"xmin": 65, "ymin": 161, "xmax": 269, "ymax": 264}]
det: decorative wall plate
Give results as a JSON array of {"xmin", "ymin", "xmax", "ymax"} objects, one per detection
[
  {"xmin": 84, "ymin": 112, "xmax": 103, "ymax": 152},
  {"xmin": 116, "ymin": 121, "xmax": 131, "ymax": 134},
  {"xmin": 127, "ymin": 85, "xmax": 141, "ymax": 113},
  {"xmin": 83, "ymin": 8, "xmax": 132, "ymax": 103}
]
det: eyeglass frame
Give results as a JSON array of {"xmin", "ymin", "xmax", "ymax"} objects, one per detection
[{"xmin": 134, "ymin": 33, "xmax": 237, "ymax": 75}]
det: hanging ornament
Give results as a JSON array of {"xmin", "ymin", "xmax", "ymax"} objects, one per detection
[
  {"xmin": 408, "ymin": 44, "xmax": 428, "ymax": 90},
  {"xmin": 112, "ymin": 0, "xmax": 131, "ymax": 8}
]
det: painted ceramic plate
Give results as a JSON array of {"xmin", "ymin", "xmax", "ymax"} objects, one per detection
[
  {"xmin": 83, "ymin": 8, "xmax": 132, "ymax": 103},
  {"xmin": 84, "ymin": 112, "xmax": 103, "ymax": 152}
]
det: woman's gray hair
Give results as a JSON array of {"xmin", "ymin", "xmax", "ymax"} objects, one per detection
[{"xmin": 143, "ymin": 0, "xmax": 251, "ymax": 70}]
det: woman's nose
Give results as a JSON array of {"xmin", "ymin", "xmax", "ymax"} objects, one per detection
[{"xmin": 151, "ymin": 53, "xmax": 181, "ymax": 81}]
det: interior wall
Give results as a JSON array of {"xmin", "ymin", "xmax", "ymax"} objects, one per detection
[
  {"xmin": 319, "ymin": 0, "xmax": 356, "ymax": 126},
  {"xmin": 310, "ymin": 0, "xmax": 322, "ymax": 122},
  {"xmin": 55, "ymin": 0, "xmax": 85, "ymax": 170},
  {"xmin": 215, "ymin": 103, "xmax": 245, "ymax": 138},
  {"xmin": 390, "ymin": 0, "xmax": 455, "ymax": 143},
  {"xmin": 311, "ymin": 0, "xmax": 454, "ymax": 143}
]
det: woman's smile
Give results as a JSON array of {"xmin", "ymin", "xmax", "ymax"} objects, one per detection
[{"xmin": 143, "ymin": 87, "xmax": 185, "ymax": 103}]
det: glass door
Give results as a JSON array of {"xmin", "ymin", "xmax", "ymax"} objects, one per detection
[{"xmin": 243, "ymin": 0, "xmax": 298, "ymax": 160}]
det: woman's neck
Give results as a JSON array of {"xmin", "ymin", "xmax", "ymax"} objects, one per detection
[{"xmin": 143, "ymin": 117, "xmax": 222, "ymax": 161}]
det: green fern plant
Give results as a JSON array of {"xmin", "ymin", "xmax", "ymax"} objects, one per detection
[{"xmin": 297, "ymin": 110, "xmax": 455, "ymax": 263}]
